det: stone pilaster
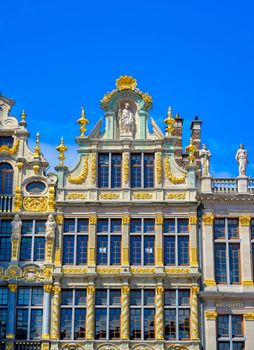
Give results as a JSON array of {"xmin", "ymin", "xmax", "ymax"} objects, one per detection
[
  {"xmin": 42, "ymin": 285, "xmax": 52, "ymax": 339},
  {"xmin": 202, "ymin": 215, "xmax": 216, "ymax": 286},
  {"xmin": 155, "ymin": 215, "xmax": 163, "ymax": 268},
  {"xmin": 191, "ymin": 286, "xmax": 199, "ymax": 340},
  {"xmin": 244, "ymin": 314, "xmax": 254, "ymax": 350},
  {"xmin": 54, "ymin": 215, "xmax": 63, "ymax": 266},
  {"xmin": 50, "ymin": 285, "xmax": 61, "ymax": 340},
  {"xmin": 155, "ymin": 285, "xmax": 164, "ymax": 340},
  {"xmin": 6, "ymin": 284, "xmax": 17, "ymax": 339},
  {"xmin": 11, "ymin": 238, "xmax": 20, "ymax": 262},
  {"xmin": 88, "ymin": 215, "xmax": 97, "ymax": 267},
  {"xmin": 121, "ymin": 215, "xmax": 130, "ymax": 267},
  {"xmin": 86, "ymin": 285, "xmax": 95, "ymax": 340},
  {"xmin": 189, "ymin": 216, "xmax": 198, "ymax": 268},
  {"xmin": 155, "ymin": 152, "xmax": 162, "ymax": 188},
  {"xmin": 239, "ymin": 216, "xmax": 253, "ymax": 285},
  {"xmin": 205, "ymin": 311, "xmax": 217, "ymax": 349},
  {"xmin": 122, "ymin": 152, "xmax": 129, "ymax": 189},
  {"xmin": 121, "ymin": 286, "xmax": 130, "ymax": 339}
]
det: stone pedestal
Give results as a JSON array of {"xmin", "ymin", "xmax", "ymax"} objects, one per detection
[
  {"xmin": 201, "ymin": 176, "xmax": 212, "ymax": 193},
  {"xmin": 238, "ymin": 176, "xmax": 248, "ymax": 193}
]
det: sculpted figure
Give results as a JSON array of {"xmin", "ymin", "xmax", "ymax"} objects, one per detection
[
  {"xmin": 235, "ymin": 144, "xmax": 248, "ymax": 176},
  {"xmin": 45, "ymin": 214, "xmax": 56, "ymax": 240},
  {"xmin": 118, "ymin": 102, "xmax": 134, "ymax": 135},
  {"xmin": 11, "ymin": 214, "xmax": 22, "ymax": 240},
  {"xmin": 199, "ymin": 144, "xmax": 211, "ymax": 176}
]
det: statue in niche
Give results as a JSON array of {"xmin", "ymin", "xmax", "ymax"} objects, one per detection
[
  {"xmin": 118, "ymin": 102, "xmax": 134, "ymax": 136},
  {"xmin": 235, "ymin": 144, "xmax": 248, "ymax": 176},
  {"xmin": 199, "ymin": 144, "xmax": 211, "ymax": 176},
  {"xmin": 45, "ymin": 214, "xmax": 56, "ymax": 240},
  {"xmin": 11, "ymin": 214, "xmax": 22, "ymax": 240}
]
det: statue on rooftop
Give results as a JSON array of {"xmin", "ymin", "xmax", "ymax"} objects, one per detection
[
  {"xmin": 118, "ymin": 102, "xmax": 134, "ymax": 136},
  {"xmin": 199, "ymin": 144, "xmax": 211, "ymax": 176},
  {"xmin": 235, "ymin": 144, "xmax": 248, "ymax": 177}
]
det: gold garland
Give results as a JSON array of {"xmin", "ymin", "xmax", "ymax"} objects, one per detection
[
  {"xmin": 164, "ymin": 154, "xmax": 186, "ymax": 184},
  {"xmin": 156, "ymin": 152, "xmax": 162, "ymax": 184},
  {"xmin": 67, "ymin": 155, "xmax": 89, "ymax": 184},
  {"xmin": 123, "ymin": 153, "xmax": 129, "ymax": 185},
  {"xmin": 0, "ymin": 140, "xmax": 20, "ymax": 155},
  {"xmin": 91, "ymin": 153, "xmax": 96, "ymax": 184}
]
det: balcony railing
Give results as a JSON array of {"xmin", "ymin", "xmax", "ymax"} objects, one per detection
[
  {"xmin": 212, "ymin": 179, "xmax": 238, "ymax": 193},
  {"xmin": 0, "ymin": 195, "xmax": 13, "ymax": 212},
  {"xmin": 14, "ymin": 342, "xmax": 41, "ymax": 350}
]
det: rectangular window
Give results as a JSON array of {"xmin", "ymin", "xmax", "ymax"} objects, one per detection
[
  {"xmin": 98, "ymin": 153, "xmax": 122, "ymax": 188},
  {"xmin": 95, "ymin": 289, "xmax": 121, "ymax": 340},
  {"xmin": 20, "ymin": 220, "xmax": 46, "ymax": 262},
  {"xmin": 217, "ymin": 315, "xmax": 244, "ymax": 349},
  {"xmin": 214, "ymin": 219, "xmax": 240, "ymax": 284},
  {"xmin": 60, "ymin": 289, "xmax": 86, "ymax": 340},
  {"xmin": 130, "ymin": 219, "xmax": 155, "ymax": 266},
  {"xmin": 164, "ymin": 218, "xmax": 189, "ymax": 266},
  {"xmin": 130, "ymin": 289, "xmax": 155, "ymax": 340},
  {"xmin": 0, "ymin": 220, "xmax": 11, "ymax": 261},
  {"xmin": 63, "ymin": 219, "xmax": 88, "ymax": 265},
  {"xmin": 131, "ymin": 153, "xmax": 154, "ymax": 188},
  {"xmin": 0, "ymin": 288, "xmax": 8, "ymax": 339},
  {"xmin": 164, "ymin": 289, "xmax": 190, "ymax": 340},
  {"xmin": 16, "ymin": 287, "xmax": 43, "ymax": 340},
  {"xmin": 96, "ymin": 219, "xmax": 121, "ymax": 265}
]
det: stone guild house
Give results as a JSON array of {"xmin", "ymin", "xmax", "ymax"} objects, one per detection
[{"xmin": 0, "ymin": 76, "xmax": 253, "ymax": 350}]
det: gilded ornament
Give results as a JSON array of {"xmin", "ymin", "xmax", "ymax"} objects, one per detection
[
  {"xmin": 244, "ymin": 313, "xmax": 254, "ymax": 321},
  {"xmin": 131, "ymin": 267, "xmax": 155, "ymax": 274},
  {"xmin": 189, "ymin": 216, "xmax": 197, "ymax": 225},
  {"xmin": 203, "ymin": 215, "xmax": 214, "ymax": 225},
  {"xmin": 13, "ymin": 186, "xmax": 22, "ymax": 212},
  {"xmin": 63, "ymin": 267, "xmax": 88, "ymax": 274},
  {"xmin": 48, "ymin": 185, "xmax": 55, "ymax": 212},
  {"xmin": 89, "ymin": 216, "xmax": 97, "ymax": 225},
  {"xmin": 242, "ymin": 280, "xmax": 254, "ymax": 286},
  {"xmin": 165, "ymin": 267, "xmax": 190, "ymax": 274},
  {"xmin": 0, "ymin": 140, "xmax": 20, "ymax": 154},
  {"xmin": 87, "ymin": 286, "xmax": 95, "ymax": 294},
  {"xmin": 167, "ymin": 192, "xmax": 186, "ymax": 200},
  {"xmin": 8, "ymin": 284, "xmax": 18, "ymax": 292},
  {"xmin": 68, "ymin": 155, "xmax": 89, "ymax": 184},
  {"xmin": 77, "ymin": 106, "xmax": 89, "ymax": 136},
  {"xmin": 123, "ymin": 153, "xmax": 129, "ymax": 185},
  {"xmin": 156, "ymin": 215, "xmax": 163, "ymax": 225},
  {"xmin": 185, "ymin": 138, "xmax": 197, "ymax": 165},
  {"xmin": 53, "ymin": 285, "xmax": 61, "ymax": 294},
  {"xmin": 191, "ymin": 285, "xmax": 199, "ymax": 340},
  {"xmin": 45, "ymin": 240, "xmax": 53, "ymax": 262},
  {"xmin": 55, "ymin": 215, "xmax": 63, "ymax": 225},
  {"xmin": 155, "ymin": 286, "xmax": 164, "ymax": 340},
  {"xmin": 41, "ymin": 267, "xmax": 52, "ymax": 280},
  {"xmin": 91, "ymin": 153, "xmax": 96, "ymax": 184},
  {"xmin": 56, "ymin": 137, "xmax": 67, "ymax": 166},
  {"xmin": 34, "ymin": 132, "xmax": 41, "ymax": 158},
  {"xmin": 205, "ymin": 311, "xmax": 217, "ymax": 320},
  {"xmin": 41, "ymin": 343, "xmax": 49, "ymax": 350},
  {"xmin": 190, "ymin": 247, "xmax": 198, "ymax": 267},
  {"xmin": 164, "ymin": 154, "xmax": 186, "ymax": 184},
  {"xmin": 156, "ymin": 286, "xmax": 164, "ymax": 295},
  {"xmin": 121, "ymin": 285, "xmax": 130, "ymax": 339},
  {"xmin": 122, "ymin": 215, "xmax": 130, "ymax": 224},
  {"xmin": 5, "ymin": 265, "xmax": 22, "ymax": 280},
  {"xmin": 11, "ymin": 239, "xmax": 19, "ymax": 261},
  {"xmin": 204, "ymin": 279, "xmax": 216, "ymax": 286},
  {"xmin": 33, "ymin": 164, "xmax": 40, "ymax": 174},
  {"xmin": 164, "ymin": 106, "xmax": 176, "ymax": 135},
  {"xmin": 23, "ymin": 196, "xmax": 47, "ymax": 212},
  {"xmin": 239, "ymin": 216, "xmax": 251, "ymax": 227},
  {"xmin": 133, "ymin": 192, "xmax": 152, "ymax": 199},
  {"xmin": 97, "ymin": 267, "xmax": 121, "ymax": 274},
  {"xmin": 21, "ymin": 109, "xmax": 26, "ymax": 122},
  {"xmin": 99, "ymin": 192, "xmax": 119, "ymax": 200},
  {"xmin": 116, "ymin": 75, "xmax": 137, "ymax": 90},
  {"xmin": 156, "ymin": 152, "xmax": 162, "ymax": 184},
  {"xmin": 17, "ymin": 161, "xmax": 23, "ymax": 171},
  {"xmin": 43, "ymin": 284, "xmax": 52, "ymax": 293},
  {"xmin": 23, "ymin": 266, "xmax": 40, "ymax": 282},
  {"xmin": 122, "ymin": 286, "xmax": 130, "ymax": 294},
  {"xmin": 5, "ymin": 343, "xmax": 12, "ymax": 350},
  {"xmin": 66, "ymin": 193, "xmax": 87, "ymax": 199}
]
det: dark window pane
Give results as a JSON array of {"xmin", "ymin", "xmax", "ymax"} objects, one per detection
[
  {"xmin": 0, "ymin": 137, "xmax": 13, "ymax": 147},
  {"xmin": 215, "ymin": 244, "xmax": 227, "ymax": 283},
  {"xmin": 144, "ymin": 290, "xmax": 155, "ymax": 305},
  {"xmin": 0, "ymin": 220, "xmax": 12, "ymax": 234},
  {"xmin": 60, "ymin": 309, "xmax": 72, "ymax": 339},
  {"xmin": 16, "ymin": 309, "xmax": 28, "ymax": 339},
  {"xmin": 164, "ymin": 290, "xmax": 176, "ymax": 306},
  {"xmin": 35, "ymin": 221, "xmax": 46, "ymax": 234},
  {"xmin": 232, "ymin": 343, "xmax": 245, "ymax": 350},
  {"xmin": 251, "ymin": 219, "xmax": 254, "ymax": 239},
  {"xmin": 31, "ymin": 288, "xmax": 43, "ymax": 306},
  {"xmin": 0, "ymin": 288, "xmax": 8, "ymax": 305},
  {"xmin": 130, "ymin": 219, "xmax": 141, "ymax": 232},
  {"xmin": 228, "ymin": 219, "xmax": 239, "ymax": 239},
  {"xmin": 77, "ymin": 235, "xmax": 88, "ymax": 264},
  {"xmin": 0, "ymin": 309, "xmax": 7, "ymax": 338},
  {"xmin": 98, "ymin": 153, "xmax": 109, "ymax": 188},
  {"xmin": 130, "ymin": 290, "xmax": 141, "ymax": 305},
  {"xmin": 30, "ymin": 309, "xmax": 42, "ymax": 339},
  {"xmin": 110, "ymin": 219, "xmax": 121, "ymax": 233},
  {"xmin": 0, "ymin": 163, "xmax": 13, "ymax": 195},
  {"xmin": 144, "ymin": 154, "xmax": 154, "ymax": 188},
  {"xmin": 20, "ymin": 237, "xmax": 32, "ymax": 260},
  {"xmin": 74, "ymin": 309, "xmax": 86, "ymax": 339},
  {"xmin": 77, "ymin": 219, "xmax": 88, "ymax": 232},
  {"xmin": 164, "ymin": 219, "xmax": 175, "ymax": 233},
  {"xmin": 109, "ymin": 308, "xmax": 121, "ymax": 339},
  {"xmin": 111, "ymin": 154, "xmax": 122, "ymax": 188},
  {"xmin": 164, "ymin": 236, "xmax": 175, "ymax": 265},
  {"xmin": 130, "ymin": 308, "xmax": 141, "ymax": 339},
  {"xmin": 95, "ymin": 308, "xmax": 107, "ymax": 339},
  {"xmin": 130, "ymin": 236, "xmax": 141, "ymax": 265},
  {"xmin": 165, "ymin": 309, "xmax": 176, "ymax": 339},
  {"xmin": 0, "ymin": 237, "xmax": 11, "ymax": 261},
  {"xmin": 110, "ymin": 236, "xmax": 121, "ymax": 265},
  {"xmin": 34, "ymin": 237, "xmax": 45, "ymax": 261},
  {"xmin": 144, "ymin": 236, "xmax": 155, "ymax": 265},
  {"xmin": 217, "ymin": 315, "xmax": 229, "ymax": 337},
  {"xmin": 95, "ymin": 290, "xmax": 107, "ymax": 305},
  {"xmin": 218, "ymin": 343, "xmax": 230, "ymax": 350},
  {"xmin": 75, "ymin": 290, "xmax": 86, "ymax": 305},
  {"xmin": 131, "ymin": 154, "xmax": 142, "ymax": 188},
  {"xmin": 179, "ymin": 309, "xmax": 190, "ymax": 339},
  {"xmin": 21, "ymin": 221, "xmax": 33, "ymax": 234},
  {"xmin": 179, "ymin": 290, "xmax": 190, "ymax": 305},
  {"xmin": 97, "ymin": 219, "xmax": 108, "ymax": 233},
  {"xmin": 177, "ymin": 219, "xmax": 189, "ymax": 233},
  {"xmin": 144, "ymin": 308, "xmax": 155, "ymax": 339},
  {"xmin": 232, "ymin": 315, "xmax": 243, "ymax": 337},
  {"xmin": 26, "ymin": 181, "xmax": 45, "ymax": 194},
  {"xmin": 61, "ymin": 290, "xmax": 73, "ymax": 305},
  {"xmin": 144, "ymin": 219, "xmax": 155, "ymax": 233},
  {"xmin": 109, "ymin": 290, "xmax": 121, "ymax": 305},
  {"xmin": 63, "ymin": 236, "xmax": 74, "ymax": 264},
  {"xmin": 214, "ymin": 219, "xmax": 225, "ymax": 239},
  {"xmin": 178, "ymin": 236, "xmax": 189, "ymax": 265},
  {"xmin": 97, "ymin": 236, "xmax": 108, "ymax": 264},
  {"xmin": 18, "ymin": 288, "xmax": 30, "ymax": 306},
  {"xmin": 229, "ymin": 244, "xmax": 240, "ymax": 283},
  {"xmin": 64, "ymin": 219, "xmax": 75, "ymax": 232}
]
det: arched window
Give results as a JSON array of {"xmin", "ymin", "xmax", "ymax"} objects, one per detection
[{"xmin": 0, "ymin": 163, "xmax": 13, "ymax": 195}]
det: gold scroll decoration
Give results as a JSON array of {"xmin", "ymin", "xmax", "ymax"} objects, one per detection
[
  {"xmin": 156, "ymin": 152, "xmax": 162, "ymax": 185},
  {"xmin": 0, "ymin": 140, "xmax": 20, "ymax": 155},
  {"xmin": 23, "ymin": 197, "xmax": 47, "ymax": 212},
  {"xmin": 67, "ymin": 155, "xmax": 89, "ymax": 184},
  {"xmin": 164, "ymin": 154, "xmax": 186, "ymax": 184},
  {"xmin": 123, "ymin": 153, "xmax": 129, "ymax": 185},
  {"xmin": 91, "ymin": 153, "xmax": 96, "ymax": 184}
]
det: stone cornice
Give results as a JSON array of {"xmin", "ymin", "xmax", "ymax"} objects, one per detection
[{"xmin": 200, "ymin": 291, "xmax": 254, "ymax": 299}]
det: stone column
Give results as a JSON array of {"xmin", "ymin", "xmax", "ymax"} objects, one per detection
[
  {"xmin": 121, "ymin": 215, "xmax": 130, "ymax": 267},
  {"xmin": 86, "ymin": 285, "xmax": 95, "ymax": 340},
  {"xmin": 50, "ymin": 285, "xmax": 61, "ymax": 340},
  {"xmin": 54, "ymin": 215, "xmax": 63, "ymax": 266},
  {"xmin": 239, "ymin": 216, "xmax": 253, "ymax": 285},
  {"xmin": 42, "ymin": 285, "xmax": 52, "ymax": 339},
  {"xmin": 11, "ymin": 238, "xmax": 21, "ymax": 262},
  {"xmin": 155, "ymin": 152, "xmax": 162, "ymax": 188},
  {"xmin": 189, "ymin": 216, "xmax": 198, "ymax": 268},
  {"xmin": 121, "ymin": 285, "xmax": 130, "ymax": 340},
  {"xmin": 191, "ymin": 286, "xmax": 199, "ymax": 340},
  {"xmin": 202, "ymin": 215, "xmax": 216, "ymax": 286},
  {"xmin": 155, "ymin": 215, "xmax": 163, "ymax": 268},
  {"xmin": 204, "ymin": 311, "xmax": 217, "ymax": 349},
  {"xmin": 88, "ymin": 216, "xmax": 97, "ymax": 267},
  {"xmin": 155, "ymin": 285, "xmax": 164, "ymax": 340},
  {"xmin": 6, "ymin": 284, "xmax": 17, "ymax": 339},
  {"xmin": 244, "ymin": 314, "xmax": 254, "ymax": 350}
]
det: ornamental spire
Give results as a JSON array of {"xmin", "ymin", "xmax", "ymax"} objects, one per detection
[
  {"xmin": 56, "ymin": 137, "xmax": 67, "ymax": 166},
  {"xmin": 34, "ymin": 132, "xmax": 40, "ymax": 158},
  {"xmin": 164, "ymin": 106, "xmax": 176, "ymax": 135},
  {"xmin": 20, "ymin": 109, "xmax": 27, "ymax": 126},
  {"xmin": 185, "ymin": 138, "xmax": 197, "ymax": 165},
  {"xmin": 77, "ymin": 106, "xmax": 89, "ymax": 137}
]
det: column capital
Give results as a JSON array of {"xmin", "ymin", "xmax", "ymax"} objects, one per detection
[
  {"xmin": 52, "ymin": 285, "xmax": 61, "ymax": 294},
  {"xmin": 155, "ymin": 215, "xmax": 163, "ymax": 225},
  {"xmin": 205, "ymin": 311, "xmax": 218, "ymax": 320},
  {"xmin": 8, "ymin": 284, "xmax": 18, "ymax": 292},
  {"xmin": 89, "ymin": 215, "xmax": 97, "ymax": 225},
  {"xmin": 203, "ymin": 215, "xmax": 214, "ymax": 225},
  {"xmin": 239, "ymin": 216, "xmax": 251, "ymax": 227},
  {"xmin": 244, "ymin": 313, "xmax": 254, "ymax": 321},
  {"xmin": 55, "ymin": 215, "xmax": 63, "ymax": 225},
  {"xmin": 87, "ymin": 286, "xmax": 95, "ymax": 295},
  {"xmin": 43, "ymin": 284, "xmax": 53, "ymax": 293},
  {"xmin": 189, "ymin": 216, "xmax": 197, "ymax": 225},
  {"xmin": 122, "ymin": 215, "xmax": 130, "ymax": 225},
  {"xmin": 121, "ymin": 286, "xmax": 130, "ymax": 294},
  {"xmin": 156, "ymin": 286, "xmax": 164, "ymax": 294}
]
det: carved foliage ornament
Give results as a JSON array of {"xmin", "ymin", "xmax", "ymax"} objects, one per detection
[
  {"xmin": 91, "ymin": 153, "xmax": 96, "ymax": 184},
  {"xmin": 0, "ymin": 140, "xmax": 20, "ymax": 154},
  {"xmin": 67, "ymin": 155, "xmax": 89, "ymax": 184},
  {"xmin": 203, "ymin": 215, "xmax": 214, "ymax": 225},
  {"xmin": 123, "ymin": 153, "xmax": 129, "ymax": 185},
  {"xmin": 23, "ymin": 197, "xmax": 47, "ymax": 212},
  {"xmin": 99, "ymin": 192, "xmax": 119, "ymax": 200},
  {"xmin": 239, "ymin": 216, "xmax": 251, "ymax": 226},
  {"xmin": 133, "ymin": 192, "xmax": 152, "ymax": 199},
  {"xmin": 156, "ymin": 152, "xmax": 162, "ymax": 184},
  {"xmin": 164, "ymin": 154, "xmax": 186, "ymax": 184}
]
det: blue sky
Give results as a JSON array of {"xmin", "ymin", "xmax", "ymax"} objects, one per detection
[{"xmin": 1, "ymin": 0, "xmax": 254, "ymax": 177}]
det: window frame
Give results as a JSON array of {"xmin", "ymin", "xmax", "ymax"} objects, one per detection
[
  {"xmin": 0, "ymin": 163, "xmax": 14, "ymax": 195},
  {"xmin": 20, "ymin": 220, "xmax": 46, "ymax": 262},
  {"xmin": 217, "ymin": 314, "xmax": 245, "ymax": 349},
  {"xmin": 0, "ymin": 287, "xmax": 8, "ymax": 339},
  {"xmin": 98, "ymin": 153, "xmax": 122, "ymax": 189},
  {"xmin": 131, "ymin": 153, "xmax": 155, "ymax": 189},
  {"xmin": 0, "ymin": 219, "xmax": 12, "ymax": 262}
]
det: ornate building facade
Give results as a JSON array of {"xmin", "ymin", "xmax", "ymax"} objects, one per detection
[{"xmin": 0, "ymin": 77, "xmax": 252, "ymax": 350}]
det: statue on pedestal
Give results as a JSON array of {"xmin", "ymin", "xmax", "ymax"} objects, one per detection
[
  {"xmin": 118, "ymin": 102, "xmax": 134, "ymax": 136},
  {"xmin": 46, "ymin": 214, "xmax": 56, "ymax": 240},
  {"xmin": 11, "ymin": 214, "xmax": 22, "ymax": 240},
  {"xmin": 235, "ymin": 144, "xmax": 248, "ymax": 177},
  {"xmin": 199, "ymin": 144, "xmax": 211, "ymax": 176}
]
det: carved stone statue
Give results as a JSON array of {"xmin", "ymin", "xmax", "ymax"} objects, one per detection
[
  {"xmin": 11, "ymin": 214, "xmax": 22, "ymax": 240},
  {"xmin": 235, "ymin": 144, "xmax": 248, "ymax": 177},
  {"xmin": 199, "ymin": 144, "xmax": 211, "ymax": 176},
  {"xmin": 45, "ymin": 214, "xmax": 56, "ymax": 240},
  {"xmin": 118, "ymin": 102, "xmax": 134, "ymax": 135}
]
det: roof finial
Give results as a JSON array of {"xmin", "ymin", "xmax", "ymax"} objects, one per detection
[
  {"xmin": 185, "ymin": 138, "xmax": 197, "ymax": 165},
  {"xmin": 21, "ymin": 109, "xmax": 26, "ymax": 121},
  {"xmin": 164, "ymin": 106, "xmax": 175, "ymax": 136},
  {"xmin": 34, "ymin": 132, "xmax": 41, "ymax": 158},
  {"xmin": 77, "ymin": 106, "xmax": 89, "ymax": 137},
  {"xmin": 56, "ymin": 137, "xmax": 67, "ymax": 166}
]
